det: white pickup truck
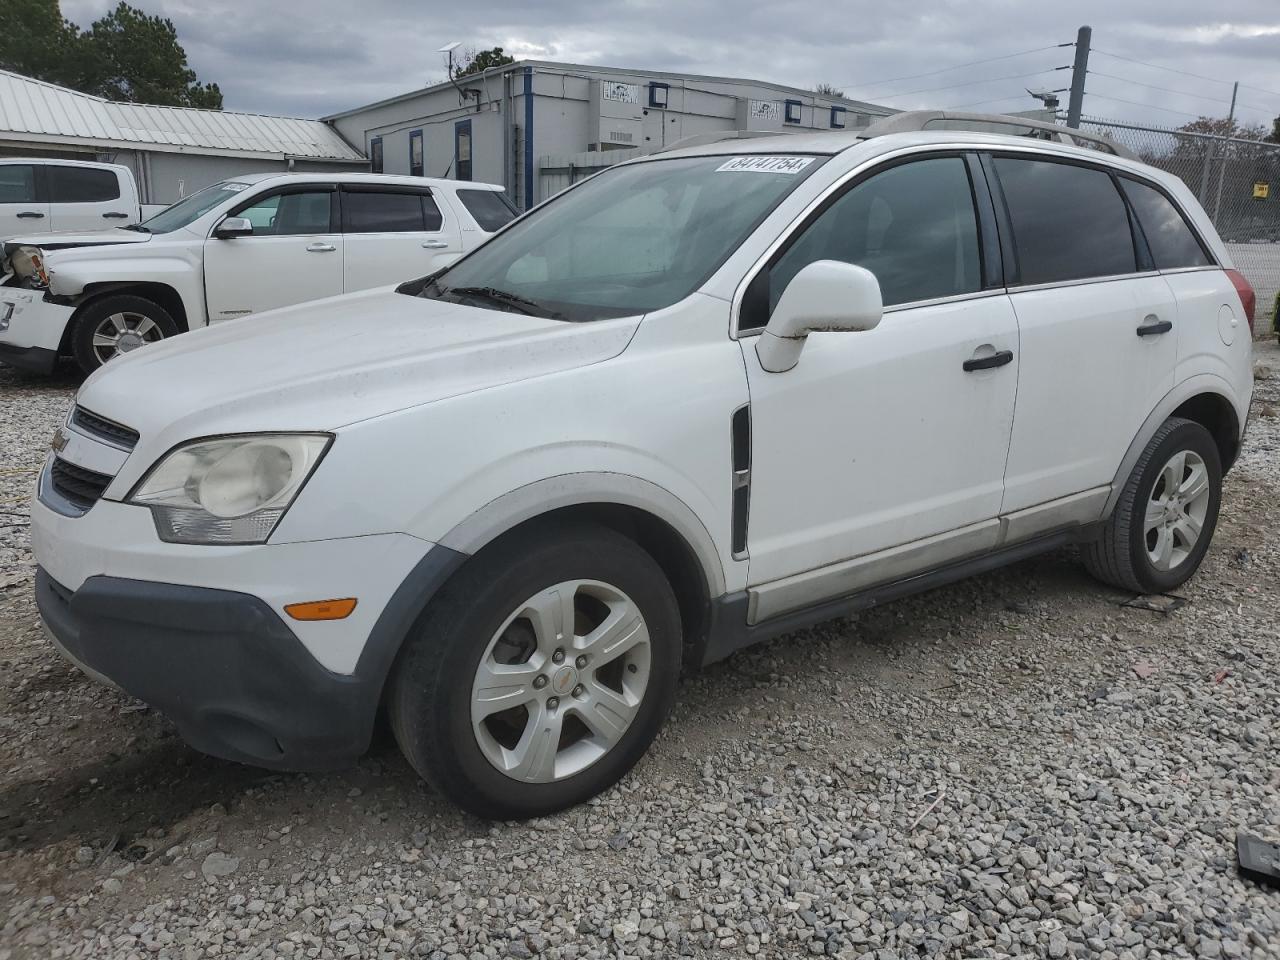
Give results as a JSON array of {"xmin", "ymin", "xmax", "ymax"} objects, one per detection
[
  {"xmin": 0, "ymin": 172, "xmax": 516, "ymax": 374},
  {"xmin": 0, "ymin": 158, "xmax": 150, "ymax": 239}
]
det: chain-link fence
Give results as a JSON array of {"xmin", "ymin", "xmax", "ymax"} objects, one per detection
[{"xmin": 1081, "ymin": 116, "xmax": 1280, "ymax": 338}]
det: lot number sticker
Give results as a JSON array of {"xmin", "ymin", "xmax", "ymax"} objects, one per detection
[{"xmin": 717, "ymin": 156, "xmax": 815, "ymax": 175}]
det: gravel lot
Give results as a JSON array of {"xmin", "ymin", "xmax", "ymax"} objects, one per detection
[{"xmin": 1, "ymin": 345, "xmax": 1278, "ymax": 960}]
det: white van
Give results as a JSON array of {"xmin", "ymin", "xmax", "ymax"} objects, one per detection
[
  {"xmin": 30, "ymin": 113, "xmax": 1256, "ymax": 819},
  {"xmin": 0, "ymin": 172, "xmax": 516, "ymax": 374},
  {"xmin": 0, "ymin": 158, "xmax": 141, "ymax": 239}
]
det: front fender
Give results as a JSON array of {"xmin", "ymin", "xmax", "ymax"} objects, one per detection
[{"xmin": 50, "ymin": 256, "xmax": 207, "ymax": 328}]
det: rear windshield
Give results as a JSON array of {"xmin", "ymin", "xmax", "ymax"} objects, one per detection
[
  {"xmin": 457, "ymin": 189, "xmax": 519, "ymax": 231},
  {"xmin": 411, "ymin": 154, "xmax": 826, "ymax": 321}
]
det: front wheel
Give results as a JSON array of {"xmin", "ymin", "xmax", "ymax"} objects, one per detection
[
  {"xmin": 1083, "ymin": 417, "xmax": 1222, "ymax": 594},
  {"xmin": 389, "ymin": 524, "xmax": 682, "ymax": 819},
  {"xmin": 70, "ymin": 295, "xmax": 177, "ymax": 375}
]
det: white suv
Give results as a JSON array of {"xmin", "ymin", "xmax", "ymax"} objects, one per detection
[
  {"xmin": 0, "ymin": 173, "xmax": 515, "ymax": 375},
  {"xmin": 29, "ymin": 114, "xmax": 1255, "ymax": 819}
]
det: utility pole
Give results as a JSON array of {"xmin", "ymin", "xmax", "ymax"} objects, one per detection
[
  {"xmin": 1066, "ymin": 25, "xmax": 1091, "ymax": 129},
  {"xmin": 1211, "ymin": 81, "xmax": 1238, "ymax": 223}
]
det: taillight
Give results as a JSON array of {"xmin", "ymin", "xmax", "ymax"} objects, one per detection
[{"xmin": 1225, "ymin": 268, "xmax": 1255, "ymax": 335}]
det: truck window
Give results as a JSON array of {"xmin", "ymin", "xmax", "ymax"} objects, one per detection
[
  {"xmin": 0, "ymin": 165, "xmax": 36, "ymax": 203},
  {"xmin": 48, "ymin": 166, "xmax": 121, "ymax": 203}
]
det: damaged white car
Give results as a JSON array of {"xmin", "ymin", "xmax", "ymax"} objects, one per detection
[{"xmin": 0, "ymin": 172, "xmax": 516, "ymax": 375}]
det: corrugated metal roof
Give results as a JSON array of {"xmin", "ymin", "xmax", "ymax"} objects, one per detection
[{"xmin": 0, "ymin": 69, "xmax": 364, "ymax": 161}]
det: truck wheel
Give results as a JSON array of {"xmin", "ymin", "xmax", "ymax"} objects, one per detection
[
  {"xmin": 389, "ymin": 523, "xmax": 681, "ymax": 820},
  {"xmin": 71, "ymin": 295, "xmax": 177, "ymax": 374},
  {"xmin": 1083, "ymin": 417, "xmax": 1221, "ymax": 595}
]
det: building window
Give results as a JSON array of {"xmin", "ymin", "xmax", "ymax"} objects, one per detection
[
  {"xmin": 369, "ymin": 136, "xmax": 384, "ymax": 174},
  {"xmin": 409, "ymin": 129, "xmax": 424, "ymax": 177},
  {"xmin": 454, "ymin": 120, "xmax": 472, "ymax": 181},
  {"xmin": 829, "ymin": 106, "xmax": 846, "ymax": 129},
  {"xmin": 784, "ymin": 99, "xmax": 802, "ymax": 124},
  {"xmin": 648, "ymin": 82, "xmax": 670, "ymax": 109}
]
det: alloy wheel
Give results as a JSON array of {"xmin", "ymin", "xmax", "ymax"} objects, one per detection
[
  {"xmin": 91, "ymin": 311, "xmax": 164, "ymax": 365},
  {"xmin": 1144, "ymin": 449, "xmax": 1211, "ymax": 572},
  {"xmin": 470, "ymin": 579, "xmax": 652, "ymax": 783}
]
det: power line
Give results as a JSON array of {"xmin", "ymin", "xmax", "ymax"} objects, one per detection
[
  {"xmin": 949, "ymin": 94, "xmax": 1041, "ymax": 110},
  {"xmin": 1083, "ymin": 91, "xmax": 1202, "ymax": 120},
  {"xmin": 1087, "ymin": 70, "xmax": 1233, "ymax": 108},
  {"xmin": 1238, "ymin": 82, "xmax": 1280, "ymax": 100},
  {"xmin": 838, "ymin": 44, "xmax": 1067, "ymax": 94},
  {"xmin": 1090, "ymin": 49, "xmax": 1234, "ymax": 87},
  {"xmin": 873, "ymin": 68, "xmax": 1066, "ymax": 102}
]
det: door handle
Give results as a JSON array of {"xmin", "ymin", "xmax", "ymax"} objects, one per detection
[
  {"xmin": 963, "ymin": 349, "xmax": 1014, "ymax": 372},
  {"xmin": 1136, "ymin": 316, "xmax": 1172, "ymax": 337},
  {"xmin": 102, "ymin": 212, "xmax": 130, "ymax": 219},
  {"xmin": 16, "ymin": 211, "xmax": 44, "ymax": 219},
  {"xmin": 306, "ymin": 242, "xmax": 336, "ymax": 253},
  {"xmin": 421, "ymin": 240, "xmax": 450, "ymax": 249}
]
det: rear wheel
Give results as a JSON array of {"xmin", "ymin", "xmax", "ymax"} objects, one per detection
[
  {"xmin": 389, "ymin": 524, "xmax": 681, "ymax": 819},
  {"xmin": 71, "ymin": 295, "xmax": 177, "ymax": 374},
  {"xmin": 1083, "ymin": 417, "xmax": 1221, "ymax": 594}
]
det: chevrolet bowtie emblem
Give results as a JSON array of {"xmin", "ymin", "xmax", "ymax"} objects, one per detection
[{"xmin": 50, "ymin": 427, "xmax": 69, "ymax": 454}]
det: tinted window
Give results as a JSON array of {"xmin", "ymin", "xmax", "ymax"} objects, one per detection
[
  {"xmin": 1121, "ymin": 178, "xmax": 1211, "ymax": 270},
  {"xmin": 370, "ymin": 138, "xmax": 384, "ymax": 174},
  {"xmin": 233, "ymin": 190, "xmax": 332, "ymax": 235},
  {"xmin": 757, "ymin": 156, "xmax": 981, "ymax": 319},
  {"xmin": 995, "ymin": 157, "xmax": 1136, "ymax": 284},
  {"xmin": 48, "ymin": 166, "xmax": 120, "ymax": 203},
  {"xmin": 457, "ymin": 189, "xmax": 518, "ymax": 231},
  {"xmin": 0, "ymin": 165, "xmax": 36, "ymax": 203},
  {"xmin": 344, "ymin": 191, "xmax": 429, "ymax": 232}
]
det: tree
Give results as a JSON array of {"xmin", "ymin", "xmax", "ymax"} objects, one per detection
[
  {"xmin": 81, "ymin": 3, "xmax": 221, "ymax": 108},
  {"xmin": 1268, "ymin": 116, "xmax": 1280, "ymax": 145},
  {"xmin": 0, "ymin": 0, "xmax": 221, "ymax": 109},
  {"xmin": 813, "ymin": 82, "xmax": 846, "ymax": 98},
  {"xmin": 455, "ymin": 46, "xmax": 515, "ymax": 79},
  {"xmin": 0, "ymin": 0, "xmax": 83, "ymax": 88}
]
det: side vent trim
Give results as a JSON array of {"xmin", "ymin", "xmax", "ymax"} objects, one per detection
[{"xmin": 731, "ymin": 404, "xmax": 751, "ymax": 558}]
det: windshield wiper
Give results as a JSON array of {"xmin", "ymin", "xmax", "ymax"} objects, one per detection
[
  {"xmin": 444, "ymin": 285, "xmax": 562, "ymax": 319},
  {"xmin": 120, "ymin": 223, "xmax": 150, "ymax": 233}
]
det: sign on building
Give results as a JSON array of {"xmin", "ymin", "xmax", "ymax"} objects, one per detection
[
  {"xmin": 601, "ymin": 82, "xmax": 641, "ymax": 105},
  {"xmin": 748, "ymin": 100, "xmax": 780, "ymax": 121}
]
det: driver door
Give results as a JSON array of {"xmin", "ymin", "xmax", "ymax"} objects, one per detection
[
  {"xmin": 740, "ymin": 154, "xmax": 1020, "ymax": 621},
  {"xmin": 204, "ymin": 185, "xmax": 343, "ymax": 321}
]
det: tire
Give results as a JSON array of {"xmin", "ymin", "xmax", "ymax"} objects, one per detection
[
  {"xmin": 71, "ymin": 294, "xmax": 178, "ymax": 375},
  {"xmin": 389, "ymin": 523, "xmax": 682, "ymax": 820},
  {"xmin": 1083, "ymin": 417, "xmax": 1221, "ymax": 594}
]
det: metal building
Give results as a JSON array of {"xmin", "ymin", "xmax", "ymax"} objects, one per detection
[
  {"xmin": 325, "ymin": 60, "xmax": 895, "ymax": 209},
  {"xmin": 0, "ymin": 69, "xmax": 368, "ymax": 206}
]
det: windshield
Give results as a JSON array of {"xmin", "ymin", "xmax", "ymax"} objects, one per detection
[
  {"xmin": 139, "ymin": 181, "xmax": 254, "ymax": 234},
  {"xmin": 409, "ymin": 154, "xmax": 825, "ymax": 321}
]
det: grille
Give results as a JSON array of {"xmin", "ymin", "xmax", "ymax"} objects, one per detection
[
  {"xmin": 50, "ymin": 458, "xmax": 113, "ymax": 511},
  {"xmin": 71, "ymin": 406, "xmax": 139, "ymax": 450}
]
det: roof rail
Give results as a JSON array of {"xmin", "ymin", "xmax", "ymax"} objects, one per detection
[
  {"xmin": 654, "ymin": 130, "xmax": 785, "ymax": 154},
  {"xmin": 861, "ymin": 111, "xmax": 1137, "ymax": 161}
]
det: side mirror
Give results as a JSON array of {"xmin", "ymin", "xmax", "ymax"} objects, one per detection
[
  {"xmin": 755, "ymin": 260, "xmax": 883, "ymax": 373},
  {"xmin": 213, "ymin": 216, "xmax": 253, "ymax": 239}
]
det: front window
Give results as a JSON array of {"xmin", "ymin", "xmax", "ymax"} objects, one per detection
[
  {"xmin": 138, "ymin": 182, "xmax": 253, "ymax": 234},
  {"xmin": 410, "ymin": 154, "xmax": 826, "ymax": 322}
]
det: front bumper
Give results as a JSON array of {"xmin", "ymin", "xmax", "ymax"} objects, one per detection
[
  {"xmin": 0, "ymin": 288, "xmax": 74, "ymax": 373},
  {"xmin": 37, "ymin": 568, "xmax": 376, "ymax": 770}
]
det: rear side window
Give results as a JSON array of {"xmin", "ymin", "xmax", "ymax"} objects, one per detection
[
  {"xmin": 1120, "ymin": 178, "xmax": 1212, "ymax": 270},
  {"xmin": 344, "ymin": 191, "xmax": 439, "ymax": 232},
  {"xmin": 995, "ymin": 157, "xmax": 1136, "ymax": 285},
  {"xmin": 457, "ymin": 189, "xmax": 518, "ymax": 231},
  {"xmin": 0, "ymin": 165, "xmax": 36, "ymax": 203},
  {"xmin": 48, "ymin": 166, "xmax": 120, "ymax": 203}
]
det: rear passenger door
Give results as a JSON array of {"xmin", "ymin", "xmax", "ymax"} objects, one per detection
[
  {"xmin": 0, "ymin": 164, "xmax": 49, "ymax": 239},
  {"xmin": 47, "ymin": 165, "xmax": 133, "ymax": 231},
  {"xmin": 340, "ymin": 186, "xmax": 462, "ymax": 291},
  {"xmin": 991, "ymin": 154, "xmax": 1178, "ymax": 518}
]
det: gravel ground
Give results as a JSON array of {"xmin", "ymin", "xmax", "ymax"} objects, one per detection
[{"xmin": 1, "ymin": 346, "xmax": 1278, "ymax": 960}]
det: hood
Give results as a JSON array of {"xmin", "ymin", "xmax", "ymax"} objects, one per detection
[
  {"xmin": 4, "ymin": 228, "xmax": 151, "ymax": 251},
  {"xmin": 77, "ymin": 287, "xmax": 639, "ymax": 447}
]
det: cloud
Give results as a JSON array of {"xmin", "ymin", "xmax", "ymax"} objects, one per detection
[{"xmin": 52, "ymin": 0, "xmax": 1280, "ymax": 128}]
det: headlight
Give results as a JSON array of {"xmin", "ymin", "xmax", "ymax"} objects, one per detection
[
  {"xmin": 129, "ymin": 434, "xmax": 331, "ymax": 544},
  {"xmin": 9, "ymin": 246, "xmax": 50, "ymax": 287}
]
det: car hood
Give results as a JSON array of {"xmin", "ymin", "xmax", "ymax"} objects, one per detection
[
  {"xmin": 77, "ymin": 287, "xmax": 640, "ymax": 448},
  {"xmin": 4, "ymin": 228, "xmax": 151, "ymax": 251}
]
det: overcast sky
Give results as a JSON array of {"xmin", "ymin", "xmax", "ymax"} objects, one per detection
[{"xmin": 60, "ymin": 0, "xmax": 1280, "ymax": 130}]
